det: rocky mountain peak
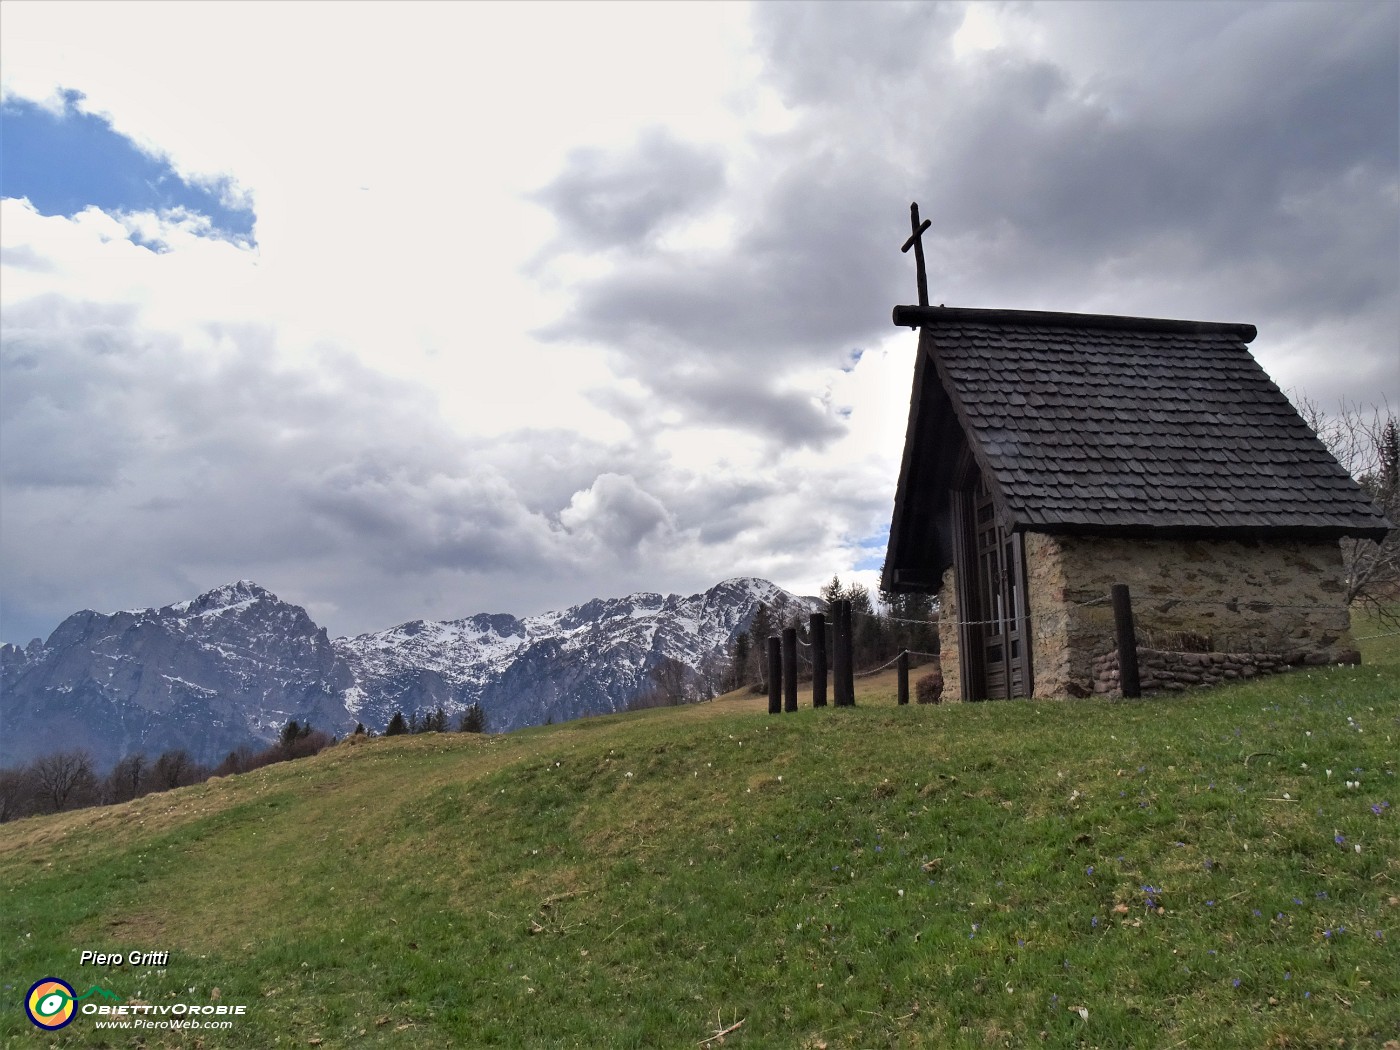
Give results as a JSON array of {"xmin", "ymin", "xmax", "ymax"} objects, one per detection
[
  {"xmin": 173, "ymin": 580, "xmax": 280, "ymax": 616},
  {"xmin": 1, "ymin": 576, "xmax": 817, "ymax": 770}
]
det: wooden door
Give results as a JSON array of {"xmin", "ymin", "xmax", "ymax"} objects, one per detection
[{"xmin": 957, "ymin": 476, "xmax": 1033, "ymax": 699}]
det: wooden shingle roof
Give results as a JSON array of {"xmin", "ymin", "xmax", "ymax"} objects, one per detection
[{"xmin": 883, "ymin": 306, "xmax": 1393, "ymax": 593}]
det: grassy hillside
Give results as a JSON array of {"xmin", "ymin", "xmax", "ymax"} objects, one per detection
[{"xmin": 4, "ymin": 620, "xmax": 1397, "ymax": 1048}]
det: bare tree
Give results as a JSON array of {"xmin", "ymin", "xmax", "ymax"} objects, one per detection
[
  {"xmin": 285, "ymin": 729, "xmax": 334, "ymax": 759},
  {"xmin": 1297, "ymin": 397, "xmax": 1399, "ymax": 624},
  {"xmin": 694, "ymin": 649, "xmax": 728, "ymax": 698},
  {"xmin": 108, "ymin": 753, "xmax": 148, "ymax": 804},
  {"xmin": 152, "ymin": 749, "xmax": 197, "ymax": 791},
  {"xmin": 629, "ymin": 656, "xmax": 695, "ymax": 711},
  {"xmin": 32, "ymin": 750, "xmax": 98, "ymax": 813},
  {"xmin": 0, "ymin": 766, "xmax": 35, "ymax": 822},
  {"xmin": 212, "ymin": 744, "xmax": 258, "ymax": 777}
]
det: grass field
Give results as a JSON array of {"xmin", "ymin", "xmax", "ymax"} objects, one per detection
[{"xmin": 3, "ymin": 618, "xmax": 1397, "ymax": 1048}]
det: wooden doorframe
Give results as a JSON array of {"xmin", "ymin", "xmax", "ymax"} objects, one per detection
[
  {"xmin": 950, "ymin": 451, "xmax": 983, "ymax": 701},
  {"xmin": 949, "ymin": 457, "xmax": 1033, "ymax": 700}
]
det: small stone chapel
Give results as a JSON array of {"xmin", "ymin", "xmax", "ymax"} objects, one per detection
[{"xmin": 881, "ymin": 303, "xmax": 1393, "ymax": 701}]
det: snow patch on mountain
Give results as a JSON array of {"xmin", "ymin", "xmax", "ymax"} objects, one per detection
[{"xmin": 1, "ymin": 576, "xmax": 817, "ymax": 768}]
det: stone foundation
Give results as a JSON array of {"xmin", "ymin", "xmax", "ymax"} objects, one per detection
[
  {"xmin": 937, "ymin": 533, "xmax": 1359, "ymax": 700},
  {"xmin": 937, "ymin": 565, "xmax": 964, "ymax": 701},
  {"xmin": 1091, "ymin": 645, "xmax": 1361, "ymax": 697}
]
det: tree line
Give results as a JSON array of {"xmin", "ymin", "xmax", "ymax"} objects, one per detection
[
  {"xmin": 0, "ymin": 720, "xmax": 333, "ymax": 823},
  {"xmin": 0, "ymin": 705, "xmax": 488, "ymax": 824},
  {"xmin": 383, "ymin": 703, "xmax": 486, "ymax": 735},
  {"xmin": 721, "ymin": 575, "xmax": 939, "ymax": 694}
]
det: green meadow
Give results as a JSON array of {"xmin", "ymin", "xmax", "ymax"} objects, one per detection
[{"xmin": 3, "ymin": 619, "xmax": 1397, "ymax": 1048}]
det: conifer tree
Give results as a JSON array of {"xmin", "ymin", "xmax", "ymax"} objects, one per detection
[
  {"xmin": 745, "ymin": 602, "xmax": 774, "ymax": 690},
  {"xmin": 728, "ymin": 633, "xmax": 750, "ymax": 692}
]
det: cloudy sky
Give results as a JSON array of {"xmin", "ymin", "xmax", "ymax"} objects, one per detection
[{"xmin": 2, "ymin": 1, "xmax": 1396, "ymax": 644}]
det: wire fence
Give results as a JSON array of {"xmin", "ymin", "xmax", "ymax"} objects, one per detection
[
  {"xmin": 847, "ymin": 590, "xmax": 1388, "ymax": 643},
  {"xmin": 853, "ymin": 649, "xmax": 941, "ymax": 679},
  {"xmin": 853, "ymin": 652, "xmax": 906, "ymax": 678},
  {"xmin": 762, "ymin": 586, "xmax": 1389, "ymax": 710}
]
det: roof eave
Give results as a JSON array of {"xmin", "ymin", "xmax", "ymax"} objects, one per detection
[
  {"xmin": 1012, "ymin": 520, "xmax": 1393, "ymax": 543},
  {"xmin": 892, "ymin": 304, "xmax": 1257, "ymax": 342}
]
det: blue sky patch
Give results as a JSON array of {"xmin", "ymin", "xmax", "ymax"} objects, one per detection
[
  {"xmin": 0, "ymin": 90, "xmax": 255, "ymax": 247},
  {"xmin": 854, "ymin": 529, "xmax": 889, "ymax": 573}
]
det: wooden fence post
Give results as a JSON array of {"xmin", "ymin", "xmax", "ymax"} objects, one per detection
[
  {"xmin": 897, "ymin": 650, "xmax": 909, "ymax": 705},
  {"xmin": 810, "ymin": 612, "xmax": 827, "ymax": 708},
  {"xmin": 843, "ymin": 600, "xmax": 857, "ymax": 706},
  {"xmin": 831, "ymin": 604, "xmax": 845, "ymax": 706},
  {"xmin": 1111, "ymin": 583, "xmax": 1141, "ymax": 699},
  {"xmin": 782, "ymin": 627, "xmax": 798, "ymax": 713},
  {"xmin": 767, "ymin": 636, "xmax": 782, "ymax": 714},
  {"xmin": 834, "ymin": 599, "xmax": 855, "ymax": 706},
  {"xmin": 831, "ymin": 602, "xmax": 845, "ymax": 706}
]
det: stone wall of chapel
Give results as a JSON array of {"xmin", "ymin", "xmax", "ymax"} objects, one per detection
[{"xmin": 1023, "ymin": 533, "xmax": 1357, "ymax": 698}]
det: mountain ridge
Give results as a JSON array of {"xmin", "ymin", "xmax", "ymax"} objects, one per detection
[{"xmin": 1, "ymin": 577, "xmax": 817, "ymax": 768}]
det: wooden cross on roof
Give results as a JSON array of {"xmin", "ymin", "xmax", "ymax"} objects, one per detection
[{"xmin": 901, "ymin": 201, "xmax": 931, "ymax": 308}]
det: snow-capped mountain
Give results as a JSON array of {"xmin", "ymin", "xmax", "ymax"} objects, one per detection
[
  {"xmin": 339, "ymin": 576, "xmax": 812, "ymax": 732},
  {"xmin": 1, "ymin": 578, "xmax": 816, "ymax": 769},
  {"xmin": 0, "ymin": 581, "xmax": 355, "ymax": 770}
]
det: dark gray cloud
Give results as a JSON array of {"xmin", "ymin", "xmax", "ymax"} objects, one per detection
[
  {"xmin": 751, "ymin": 0, "xmax": 963, "ymax": 107},
  {"xmin": 530, "ymin": 128, "xmax": 726, "ymax": 253},
  {"xmin": 543, "ymin": 161, "xmax": 900, "ymax": 359},
  {"xmin": 587, "ymin": 355, "xmax": 844, "ymax": 448},
  {"xmin": 919, "ymin": 5, "xmax": 1398, "ymax": 292},
  {"xmin": 1, "ymin": 298, "xmax": 147, "ymax": 488},
  {"xmin": 537, "ymin": 154, "xmax": 908, "ymax": 446},
  {"xmin": 533, "ymin": 1, "xmax": 1398, "ymax": 429}
]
